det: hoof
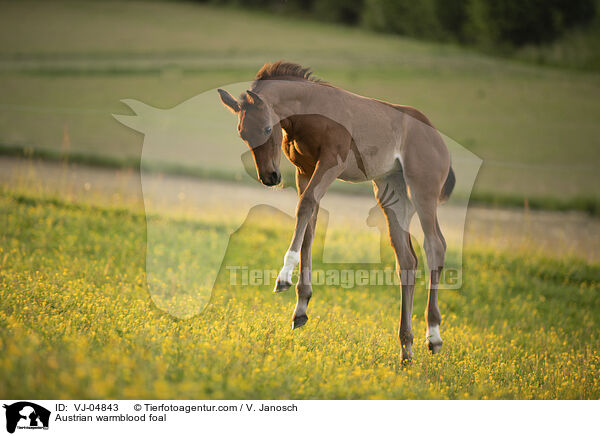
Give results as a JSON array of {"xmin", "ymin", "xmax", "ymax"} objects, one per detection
[
  {"xmin": 401, "ymin": 344, "xmax": 413, "ymax": 362},
  {"xmin": 427, "ymin": 339, "xmax": 443, "ymax": 354},
  {"xmin": 273, "ymin": 279, "xmax": 292, "ymax": 293},
  {"xmin": 292, "ymin": 314, "xmax": 308, "ymax": 329},
  {"xmin": 426, "ymin": 325, "xmax": 443, "ymax": 354},
  {"xmin": 400, "ymin": 357, "xmax": 412, "ymax": 367}
]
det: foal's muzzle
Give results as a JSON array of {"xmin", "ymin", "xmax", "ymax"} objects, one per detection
[{"xmin": 262, "ymin": 170, "xmax": 281, "ymax": 186}]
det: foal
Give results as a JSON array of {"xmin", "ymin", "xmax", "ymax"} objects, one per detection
[{"xmin": 219, "ymin": 62, "xmax": 454, "ymax": 360}]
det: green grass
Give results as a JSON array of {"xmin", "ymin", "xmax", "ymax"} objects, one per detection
[
  {"xmin": 0, "ymin": 0, "xmax": 599, "ymax": 204},
  {"xmin": 1, "ymin": 189, "xmax": 598, "ymax": 399}
]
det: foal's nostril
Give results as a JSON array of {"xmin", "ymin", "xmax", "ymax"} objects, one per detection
[{"xmin": 271, "ymin": 171, "xmax": 281, "ymax": 184}]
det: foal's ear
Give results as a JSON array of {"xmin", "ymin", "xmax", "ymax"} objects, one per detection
[
  {"xmin": 246, "ymin": 90, "xmax": 263, "ymax": 105},
  {"xmin": 218, "ymin": 89, "xmax": 240, "ymax": 113}
]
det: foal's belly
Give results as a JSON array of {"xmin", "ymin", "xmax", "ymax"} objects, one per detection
[
  {"xmin": 337, "ymin": 172, "xmax": 369, "ymax": 183},
  {"xmin": 337, "ymin": 145, "xmax": 371, "ymax": 182},
  {"xmin": 338, "ymin": 142, "xmax": 400, "ymax": 182}
]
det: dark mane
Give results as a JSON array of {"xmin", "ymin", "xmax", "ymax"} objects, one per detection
[
  {"xmin": 254, "ymin": 61, "xmax": 324, "ymax": 84},
  {"xmin": 240, "ymin": 62, "xmax": 327, "ymax": 107}
]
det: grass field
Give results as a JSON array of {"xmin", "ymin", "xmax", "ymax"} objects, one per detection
[
  {"xmin": 1, "ymin": 1, "xmax": 599, "ymax": 401},
  {"xmin": 1, "ymin": 187, "xmax": 598, "ymax": 399},
  {"xmin": 0, "ymin": 0, "xmax": 599, "ymax": 205}
]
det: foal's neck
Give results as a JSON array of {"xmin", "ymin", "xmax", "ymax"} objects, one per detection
[{"xmin": 259, "ymin": 80, "xmax": 328, "ymax": 121}]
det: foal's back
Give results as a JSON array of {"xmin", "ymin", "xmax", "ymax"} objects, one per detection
[{"xmin": 295, "ymin": 83, "xmax": 448, "ymax": 181}]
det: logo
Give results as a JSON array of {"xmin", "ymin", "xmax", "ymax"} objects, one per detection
[{"xmin": 3, "ymin": 402, "xmax": 50, "ymax": 434}]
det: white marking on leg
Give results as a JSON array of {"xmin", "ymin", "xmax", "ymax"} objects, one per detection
[
  {"xmin": 426, "ymin": 325, "xmax": 442, "ymax": 345},
  {"xmin": 277, "ymin": 250, "xmax": 300, "ymax": 284}
]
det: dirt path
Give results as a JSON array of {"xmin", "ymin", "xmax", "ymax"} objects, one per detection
[{"xmin": 2, "ymin": 156, "xmax": 598, "ymax": 263}]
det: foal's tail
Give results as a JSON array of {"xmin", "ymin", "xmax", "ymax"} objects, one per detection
[{"xmin": 439, "ymin": 166, "xmax": 455, "ymax": 203}]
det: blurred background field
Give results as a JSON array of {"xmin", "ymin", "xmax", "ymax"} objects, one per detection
[{"xmin": 0, "ymin": 0, "xmax": 599, "ymax": 210}]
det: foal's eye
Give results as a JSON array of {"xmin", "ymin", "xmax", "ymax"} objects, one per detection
[{"xmin": 264, "ymin": 126, "xmax": 272, "ymax": 135}]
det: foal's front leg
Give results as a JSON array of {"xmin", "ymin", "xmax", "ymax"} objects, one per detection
[
  {"xmin": 290, "ymin": 171, "xmax": 319, "ymax": 329},
  {"xmin": 274, "ymin": 161, "xmax": 340, "ymax": 295}
]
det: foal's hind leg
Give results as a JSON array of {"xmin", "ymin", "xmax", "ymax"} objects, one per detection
[
  {"xmin": 406, "ymin": 182, "xmax": 446, "ymax": 354},
  {"xmin": 373, "ymin": 173, "xmax": 417, "ymax": 361},
  {"xmin": 397, "ymin": 110, "xmax": 450, "ymax": 355}
]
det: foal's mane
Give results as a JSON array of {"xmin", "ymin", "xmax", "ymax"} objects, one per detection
[
  {"xmin": 254, "ymin": 61, "xmax": 325, "ymax": 84},
  {"xmin": 241, "ymin": 61, "xmax": 329, "ymax": 107}
]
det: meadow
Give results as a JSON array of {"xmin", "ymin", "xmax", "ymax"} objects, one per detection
[
  {"xmin": 1, "ymin": 0, "xmax": 599, "ymax": 401},
  {"xmin": 0, "ymin": 185, "xmax": 598, "ymax": 399}
]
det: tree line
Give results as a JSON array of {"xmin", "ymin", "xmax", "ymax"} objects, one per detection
[{"xmin": 206, "ymin": 0, "xmax": 597, "ymax": 48}]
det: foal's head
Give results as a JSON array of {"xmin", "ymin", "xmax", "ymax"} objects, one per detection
[{"xmin": 218, "ymin": 88, "xmax": 282, "ymax": 186}]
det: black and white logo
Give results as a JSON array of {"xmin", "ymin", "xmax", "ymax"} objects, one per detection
[{"xmin": 3, "ymin": 402, "xmax": 50, "ymax": 433}]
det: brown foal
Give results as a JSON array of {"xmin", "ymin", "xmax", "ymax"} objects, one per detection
[{"xmin": 219, "ymin": 61, "xmax": 454, "ymax": 360}]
